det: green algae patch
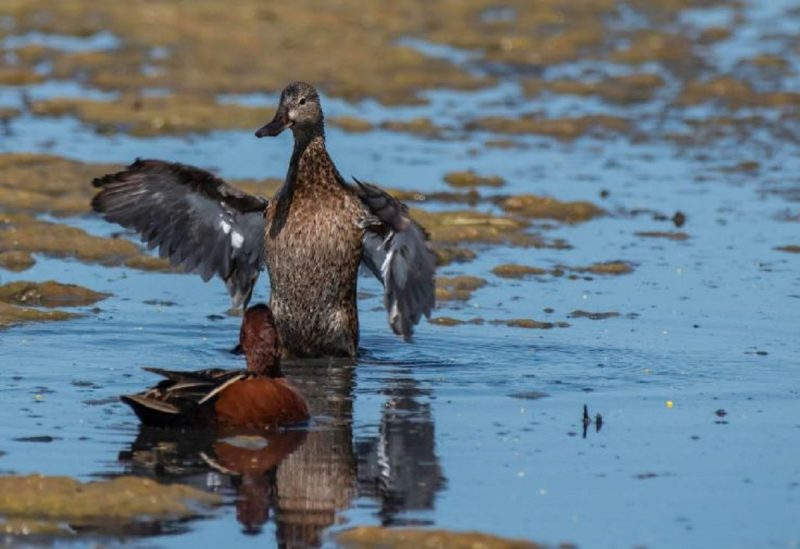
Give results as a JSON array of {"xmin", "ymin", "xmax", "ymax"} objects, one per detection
[
  {"xmin": 0, "ymin": 518, "xmax": 72, "ymax": 536},
  {"xmin": 429, "ymin": 316, "xmax": 485, "ymax": 326},
  {"xmin": 0, "ymin": 153, "xmax": 120, "ymax": 217},
  {"xmin": 677, "ymin": 77, "xmax": 800, "ymax": 110},
  {"xmin": 0, "ymin": 0, "xmax": 764, "ymax": 128},
  {"xmin": 443, "ymin": 170, "xmax": 504, "ymax": 188},
  {"xmin": 492, "ymin": 318, "xmax": 570, "ymax": 330},
  {"xmin": 412, "ymin": 209, "xmax": 550, "ymax": 248},
  {"xmin": 467, "ymin": 114, "xmax": 630, "ymax": 140},
  {"xmin": 422, "ymin": 0, "xmax": 612, "ymax": 68},
  {"xmin": 698, "ymin": 26, "xmax": 732, "ymax": 44},
  {"xmin": 329, "ymin": 116, "xmax": 373, "ymax": 133},
  {"xmin": 500, "ymin": 195, "xmax": 604, "ymax": 223},
  {"xmin": 744, "ymin": 54, "xmax": 790, "ymax": 70},
  {"xmin": 338, "ymin": 526, "xmax": 543, "ymax": 549},
  {"xmin": 0, "ymin": 107, "xmax": 21, "ymax": 121},
  {"xmin": 570, "ymin": 261, "xmax": 635, "ymax": 275},
  {"xmin": 635, "ymin": 231, "xmax": 690, "ymax": 241},
  {"xmin": 2, "ymin": 1, "xmax": 491, "ymax": 105},
  {"xmin": 0, "ymin": 474, "xmax": 220, "ymax": 534},
  {"xmin": 677, "ymin": 77, "xmax": 757, "ymax": 109},
  {"xmin": 612, "ymin": 30, "xmax": 699, "ymax": 69},
  {"xmin": 668, "ymin": 115, "xmax": 773, "ymax": 148},
  {"xmin": 0, "ymin": 213, "xmax": 159, "ymax": 268},
  {"xmin": 391, "ymin": 188, "xmax": 481, "ymax": 206},
  {"xmin": 775, "ymin": 245, "xmax": 800, "ymax": 254},
  {"xmin": 432, "ymin": 245, "xmax": 476, "ymax": 267},
  {"xmin": 484, "ymin": 139, "xmax": 525, "ymax": 150},
  {"xmin": 0, "ymin": 281, "xmax": 109, "ymax": 308},
  {"xmin": 0, "ymin": 280, "xmax": 107, "ymax": 329},
  {"xmin": 568, "ymin": 310, "xmax": 622, "ymax": 320},
  {"xmin": 380, "ymin": 118, "xmax": 444, "ymax": 138},
  {"xmin": 0, "ymin": 66, "xmax": 44, "ymax": 86},
  {"xmin": 31, "ymin": 95, "xmax": 271, "ymax": 136},
  {"xmin": 0, "ymin": 0, "xmax": 758, "ymax": 116},
  {"xmin": 122, "ymin": 255, "xmax": 175, "ymax": 271},
  {"xmin": 526, "ymin": 73, "xmax": 665, "ymax": 104},
  {"xmin": 721, "ymin": 160, "xmax": 760, "ymax": 173},
  {"xmin": 0, "ymin": 302, "xmax": 79, "ymax": 330},
  {"xmin": 492, "ymin": 264, "xmax": 550, "ymax": 279},
  {"xmin": 0, "ymin": 250, "xmax": 35, "ymax": 272},
  {"xmin": 436, "ymin": 275, "xmax": 487, "ymax": 302}
]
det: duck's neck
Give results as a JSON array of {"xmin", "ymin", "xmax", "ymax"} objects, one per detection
[
  {"xmin": 286, "ymin": 126, "xmax": 332, "ymax": 188},
  {"xmin": 270, "ymin": 129, "xmax": 331, "ymax": 238},
  {"xmin": 292, "ymin": 122, "xmax": 325, "ymax": 154},
  {"xmin": 246, "ymin": 352, "xmax": 282, "ymax": 378},
  {"xmin": 290, "ymin": 136, "xmax": 326, "ymax": 172}
]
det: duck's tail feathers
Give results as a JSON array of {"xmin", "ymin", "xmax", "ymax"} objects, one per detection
[{"xmin": 120, "ymin": 394, "xmax": 182, "ymax": 427}]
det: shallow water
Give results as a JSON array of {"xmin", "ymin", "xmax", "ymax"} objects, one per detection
[{"xmin": 1, "ymin": 1, "xmax": 800, "ymax": 547}]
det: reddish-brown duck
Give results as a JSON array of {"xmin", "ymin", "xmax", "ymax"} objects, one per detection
[{"xmin": 121, "ymin": 304, "xmax": 309, "ymax": 428}]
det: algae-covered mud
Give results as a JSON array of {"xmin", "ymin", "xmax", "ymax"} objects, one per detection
[
  {"xmin": 0, "ymin": 474, "xmax": 219, "ymax": 537},
  {"xmin": 1, "ymin": 0, "xmax": 799, "ymax": 547}
]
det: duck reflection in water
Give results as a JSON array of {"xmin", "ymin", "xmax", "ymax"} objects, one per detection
[
  {"xmin": 119, "ymin": 360, "xmax": 445, "ymax": 546},
  {"xmin": 356, "ymin": 376, "xmax": 445, "ymax": 525}
]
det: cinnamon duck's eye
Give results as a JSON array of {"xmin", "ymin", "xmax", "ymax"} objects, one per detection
[{"xmin": 298, "ymin": 97, "xmax": 306, "ymax": 106}]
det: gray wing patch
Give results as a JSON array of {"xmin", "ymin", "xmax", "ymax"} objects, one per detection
[
  {"xmin": 92, "ymin": 159, "xmax": 267, "ymax": 307},
  {"xmin": 351, "ymin": 178, "xmax": 436, "ymax": 340}
]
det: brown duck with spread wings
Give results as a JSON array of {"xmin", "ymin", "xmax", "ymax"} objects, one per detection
[{"xmin": 92, "ymin": 82, "xmax": 435, "ymax": 358}]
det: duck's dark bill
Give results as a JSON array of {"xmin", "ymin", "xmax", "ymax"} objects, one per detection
[{"xmin": 255, "ymin": 110, "xmax": 291, "ymax": 137}]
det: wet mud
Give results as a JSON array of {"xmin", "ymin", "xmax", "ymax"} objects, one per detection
[
  {"xmin": 0, "ymin": 250, "xmax": 35, "ymax": 272},
  {"xmin": 0, "ymin": 302, "xmax": 79, "ymax": 329},
  {"xmin": 31, "ymin": 95, "xmax": 272, "ymax": 137},
  {"xmin": 435, "ymin": 275, "xmax": 487, "ymax": 302},
  {"xmin": 444, "ymin": 170, "xmax": 505, "ymax": 188},
  {"xmin": 0, "ymin": 474, "xmax": 219, "ymax": 536},
  {"xmin": 0, "ymin": 281, "xmax": 106, "ymax": 329},
  {"xmin": 0, "ymin": 280, "xmax": 108, "ymax": 308},
  {"xmin": 337, "ymin": 527, "xmax": 546, "ymax": 549}
]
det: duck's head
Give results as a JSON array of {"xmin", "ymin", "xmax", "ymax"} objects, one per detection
[
  {"xmin": 239, "ymin": 304, "xmax": 281, "ymax": 375},
  {"xmin": 255, "ymin": 81, "xmax": 323, "ymax": 140}
]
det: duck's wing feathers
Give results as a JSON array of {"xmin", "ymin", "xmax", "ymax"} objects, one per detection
[
  {"xmin": 121, "ymin": 367, "xmax": 249, "ymax": 427},
  {"xmin": 92, "ymin": 159, "xmax": 267, "ymax": 308},
  {"xmin": 350, "ymin": 178, "xmax": 436, "ymax": 340}
]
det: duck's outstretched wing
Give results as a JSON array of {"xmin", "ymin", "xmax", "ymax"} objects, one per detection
[
  {"xmin": 92, "ymin": 159, "xmax": 267, "ymax": 307},
  {"xmin": 350, "ymin": 178, "xmax": 436, "ymax": 340}
]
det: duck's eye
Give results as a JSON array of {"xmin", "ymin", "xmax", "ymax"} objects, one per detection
[{"xmin": 298, "ymin": 97, "xmax": 306, "ymax": 106}]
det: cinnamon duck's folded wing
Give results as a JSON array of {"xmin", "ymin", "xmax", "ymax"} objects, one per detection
[
  {"xmin": 121, "ymin": 368, "xmax": 247, "ymax": 427},
  {"xmin": 121, "ymin": 367, "xmax": 310, "ymax": 428}
]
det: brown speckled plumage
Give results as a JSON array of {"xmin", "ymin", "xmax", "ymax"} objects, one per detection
[
  {"xmin": 91, "ymin": 82, "xmax": 436, "ymax": 358},
  {"xmin": 266, "ymin": 136, "xmax": 365, "ymax": 357}
]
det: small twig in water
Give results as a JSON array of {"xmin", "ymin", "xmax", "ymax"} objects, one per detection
[{"xmin": 582, "ymin": 404, "xmax": 604, "ymax": 437}]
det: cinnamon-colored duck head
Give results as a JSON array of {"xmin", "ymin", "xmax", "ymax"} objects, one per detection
[
  {"xmin": 121, "ymin": 304, "xmax": 310, "ymax": 429},
  {"xmin": 238, "ymin": 303, "xmax": 281, "ymax": 375}
]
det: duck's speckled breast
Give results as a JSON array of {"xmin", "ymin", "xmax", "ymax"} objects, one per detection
[{"xmin": 264, "ymin": 147, "xmax": 365, "ymax": 357}]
